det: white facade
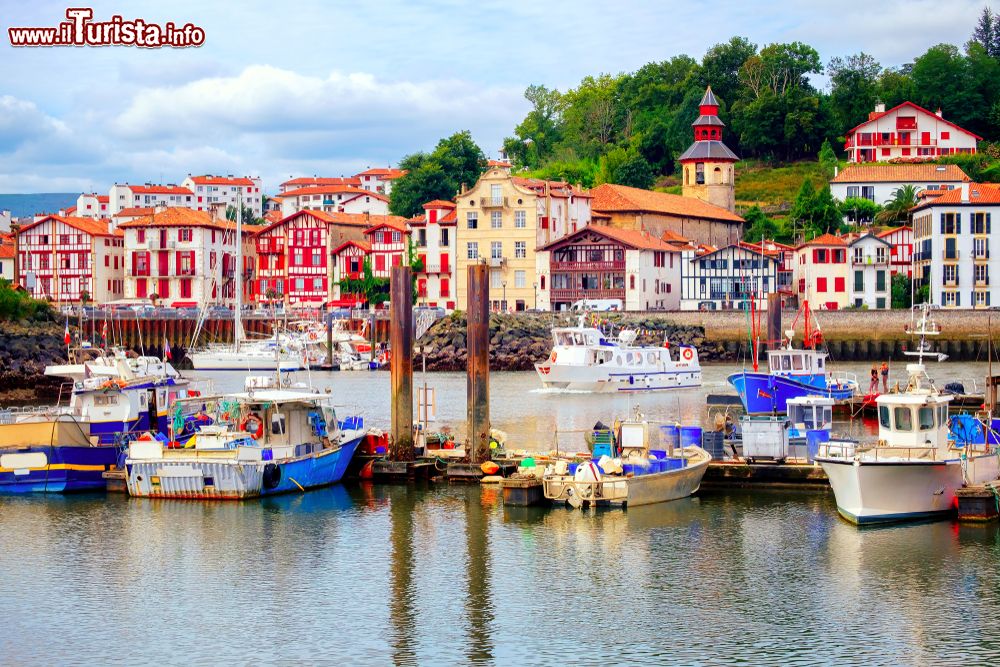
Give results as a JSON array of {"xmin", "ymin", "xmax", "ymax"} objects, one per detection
[
  {"xmin": 830, "ymin": 164, "xmax": 970, "ymax": 224},
  {"xmin": 679, "ymin": 244, "xmax": 778, "ymax": 311},
  {"xmin": 848, "ymin": 234, "xmax": 892, "ymax": 309},
  {"xmin": 912, "ymin": 183, "xmax": 999, "ymax": 309},
  {"xmin": 845, "ymin": 101, "xmax": 980, "ymax": 163},
  {"xmin": 76, "ymin": 193, "xmax": 109, "ymax": 219},
  {"xmin": 355, "ymin": 169, "xmax": 406, "ymax": 196},
  {"xmin": 793, "ymin": 235, "xmax": 851, "ymax": 311},
  {"xmin": 412, "ymin": 202, "xmax": 457, "ymax": 309},
  {"xmin": 182, "ymin": 175, "xmax": 264, "ymax": 217},
  {"xmin": 109, "ymin": 184, "xmax": 195, "ymax": 216},
  {"xmin": 278, "ymin": 186, "xmax": 390, "ymax": 217}
]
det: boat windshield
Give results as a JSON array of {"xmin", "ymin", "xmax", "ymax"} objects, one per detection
[
  {"xmin": 894, "ymin": 406, "xmax": 913, "ymax": 431},
  {"xmin": 879, "ymin": 405, "xmax": 890, "ymax": 429}
]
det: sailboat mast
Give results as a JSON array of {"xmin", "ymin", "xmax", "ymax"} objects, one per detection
[{"xmin": 234, "ymin": 189, "xmax": 242, "ymax": 352}]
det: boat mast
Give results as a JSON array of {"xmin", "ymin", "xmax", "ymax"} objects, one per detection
[{"xmin": 234, "ymin": 189, "xmax": 242, "ymax": 352}]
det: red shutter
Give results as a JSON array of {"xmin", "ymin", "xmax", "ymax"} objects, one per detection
[
  {"xmin": 835, "ymin": 277, "xmax": 845, "ymax": 293},
  {"xmin": 429, "ymin": 210, "xmax": 437, "ymax": 223},
  {"xmin": 441, "ymin": 253, "xmax": 449, "ymax": 273},
  {"xmin": 375, "ymin": 254, "xmax": 385, "ymax": 271},
  {"xmin": 441, "ymin": 278, "xmax": 450, "ymax": 297}
]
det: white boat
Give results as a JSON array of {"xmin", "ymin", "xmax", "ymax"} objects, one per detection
[
  {"xmin": 534, "ymin": 316, "xmax": 701, "ymax": 392},
  {"xmin": 816, "ymin": 305, "xmax": 1000, "ymax": 524},
  {"xmin": 189, "ymin": 340, "xmax": 303, "ymax": 371},
  {"xmin": 543, "ymin": 414, "xmax": 711, "ymax": 507}
]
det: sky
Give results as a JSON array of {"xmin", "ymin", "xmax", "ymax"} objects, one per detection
[{"xmin": 0, "ymin": 0, "xmax": 989, "ymax": 194}]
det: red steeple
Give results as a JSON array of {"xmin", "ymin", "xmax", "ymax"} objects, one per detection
[{"xmin": 678, "ymin": 86, "xmax": 738, "ymax": 163}]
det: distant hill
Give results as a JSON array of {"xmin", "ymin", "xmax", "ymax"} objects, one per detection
[{"xmin": 0, "ymin": 193, "xmax": 77, "ymax": 218}]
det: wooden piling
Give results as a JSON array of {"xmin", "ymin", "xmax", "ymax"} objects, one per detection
[
  {"xmin": 767, "ymin": 293, "xmax": 782, "ymax": 350},
  {"xmin": 389, "ymin": 265, "xmax": 414, "ymax": 461},
  {"xmin": 467, "ymin": 264, "xmax": 490, "ymax": 464}
]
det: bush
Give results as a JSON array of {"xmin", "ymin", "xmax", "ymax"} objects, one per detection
[{"xmin": 0, "ymin": 279, "xmax": 54, "ymax": 322}]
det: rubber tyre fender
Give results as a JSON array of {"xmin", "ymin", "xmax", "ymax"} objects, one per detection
[{"xmin": 262, "ymin": 463, "xmax": 281, "ymax": 490}]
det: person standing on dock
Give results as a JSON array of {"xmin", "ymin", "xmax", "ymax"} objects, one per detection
[
  {"xmin": 880, "ymin": 361, "xmax": 889, "ymax": 394},
  {"xmin": 869, "ymin": 364, "xmax": 879, "ymax": 395}
]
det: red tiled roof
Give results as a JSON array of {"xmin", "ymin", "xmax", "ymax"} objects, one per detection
[
  {"xmin": 876, "ymin": 225, "xmax": 911, "ymax": 238},
  {"xmin": 512, "ymin": 177, "xmax": 592, "ymax": 198},
  {"xmin": 332, "ymin": 239, "xmax": 372, "ymax": 255},
  {"xmin": 188, "ymin": 175, "xmax": 255, "ymax": 186},
  {"xmin": 487, "ymin": 160, "xmax": 512, "ymax": 168},
  {"xmin": 18, "ymin": 215, "xmax": 113, "ymax": 237},
  {"xmin": 539, "ymin": 224, "xmax": 677, "ymax": 252},
  {"xmin": 831, "ymin": 163, "xmax": 970, "ymax": 184},
  {"xmin": 97, "ymin": 195, "xmax": 109, "ymax": 203},
  {"xmin": 356, "ymin": 168, "xmax": 407, "ymax": 179},
  {"xmin": 118, "ymin": 208, "xmax": 239, "ymax": 231},
  {"xmin": 263, "ymin": 210, "xmax": 282, "ymax": 223},
  {"xmin": 912, "ymin": 182, "xmax": 1000, "ymax": 209},
  {"xmin": 661, "ymin": 230, "xmax": 690, "ymax": 244},
  {"xmin": 422, "ymin": 200, "xmax": 456, "ymax": 209},
  {"xmin": 0, "ymin": 236, "xmax": 15, "ymax": 259},
  {"xmin": 114, "ymin": 207, "xmax": 155, "ymax": 218},
  {"xmin": 845, "ymin": 101, "xmax": 984, "ymax": 141},
  {"xmin": 798, "ymin": 233, "xmax": 847, "ymax": 248},
  {"xmin": 590, "ymin": 183, "xmax": 743, "ymax": 223},
  {"xmin": 259, "ymin": 210, "xmax": 408, "ymax": 236},
  {"xmin": 280, "ymin": 176, "xmax": 361, "ymax": 188},
  {"xmin": 127, "ymin": 184, "xmax": 193, "ymax": 195},
  {"xmin": 281, "ymin": 185, "xmax": 388, "ymax": 201},
  {"xmin": 364, "ymin": 219, "xmax": 409, "ymax": 235},
  {"xmin": 63, "ymin": 206, "xmax": 77, "ymax": 215}
]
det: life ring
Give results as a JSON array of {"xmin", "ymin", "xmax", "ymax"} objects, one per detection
[
  {"xmin": 309, "ymin": 331, "xmax": 318, "ymax": 341},
  {"xmin": 682, "ymin": 348, "xmax": 694, "ymax": 361},
  {"xmin": 262, "ymin": 463, "xmax": 281, "ymax": 490},
  {"xmin": 241, "ymin": 413, "xmax": 264, "ymax": 439}
]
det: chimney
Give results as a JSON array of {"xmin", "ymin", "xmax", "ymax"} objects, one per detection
[
  {"xmin": 961, "ymin": 182, "xmax": 970, "ymax": 202},
  {"xmin": 874, "ymin": 102, "xmax": 885, "ymax": 114},
  {"xmin": 834, "ymin": 165, "xmax": 838, "ymax": 177},
  {"xmin": 155, "ymin": 204, "xmax": 166, "ymax": 214},
  {"xmin": 936, "ymin": 108, "xmax": 943, "ymax": 118}
]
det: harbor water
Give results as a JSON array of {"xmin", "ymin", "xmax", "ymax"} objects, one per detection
[{"xmin": 2, "ymin": 362, "xmax": 999, "ymax": 664}]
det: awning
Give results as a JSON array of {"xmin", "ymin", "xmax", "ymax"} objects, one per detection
[
  {"xmin": 327, "ymin": 298, "xmax": 364, "ymax": 307},
  {"xmin": 171, "ymin": 300, "xmax": 199, "ymax": 308}
]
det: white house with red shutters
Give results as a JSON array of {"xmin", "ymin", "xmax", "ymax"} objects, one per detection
[
  {"xmin": 878, "ymin": 225, "xmax": 913, "ymax": 277},
  {"xmin": 108, "ymin": 184, "xmax": 195, "ymax": 216},
  {"xmin": 278, "ymin": 185, "xmax": 390, "ymax": 217},
  {"xmin": 355, "ymin": 168, "xmax": 407, "ymax": 196},
  {"xmin": 181, "ymin": 175, "xmax": 264, "ymax": 217},
  {"xmin": 329, "ymin": 240, "xmax": 371, "ymax": 308},
  {"xmin": 410, "ymin": 200, "xmax": 457, "ymax": 309},
  {"xmin": 363, "ymin": 219, "xmax": 410, "ymax": 279},
  {"xmin": 794, "ymin": 233, "xmax": 850, "ymax": 310},
  {"xmin": 278, "ymin": 176, "xmax": 361, "ymax": 194},
  {"xmin": 75, "ymin": 193, "xmax": 110, "ymax": 219},
  {"xmin": 844, "ymin": 101, "xmax": 980, "ymax": 163},
  {"xmin": 119, "ymin": 208, "xmax": 251, "ymax": 307},
  {"xmin": 16, "ymin": 215, "xmax": 124, "ymax": 304}
]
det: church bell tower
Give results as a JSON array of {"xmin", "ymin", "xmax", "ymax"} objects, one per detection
[{"xmin": 678, "ymin": 86, "xmax": 738, "ymax": 212}]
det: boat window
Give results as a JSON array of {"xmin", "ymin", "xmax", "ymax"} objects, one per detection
[
  {"xmin": 894, "ymin": 406, "xmax": 912, "ymax": 431},
  {"xmin": 816, "ymin": 358, "xmax": 824, "ymax": 369},
  {"xmin": 647, "ymin": 352, "xmax": 656, "ymax": 365},
  {"xmin": 615, "ymin": 356, "xmax": 622, "ymax": 365},
  {"xmin": 781, "ymin": 355, "xmax": 791, "ymax": 371},
  {"xmin": 938, "ymin": 405, "xmax": 948, "ymax": 425},
  {"xmin": 823, "ymin": 407, "xmax": 832, "ymax": 425},
  {"xmin": 918, "ymin": 407, "xmax": 935, "ymax": 431},
  {"xmin": 791, "ymin": 355, "xmax": 803, "ymax": 370},
  {"xmin": 879, "ymin": 405, "xmax": 890, "ymax": 429},
  {"xmin": 271, "ymin": 414, "xmax": 286, "ymax": 435},
  {"xmin": 804, "ymin": 356, "xmax": 811, "ymax": 370}
]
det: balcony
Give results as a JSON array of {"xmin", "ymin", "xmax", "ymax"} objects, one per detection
[
  {"xmin": 851, "ymin": 255, "xmax": 888, "ymax": 266},
  {"xmin": 480, "ymin": 197, "xmax": 507, "ymax": 208},
  {"xmin": 942, "ymin": 250, "xmax": 960, "ymax": 261},
  {"xmin": 488, "ymin": 257, "xmax": 506, "ymax": 268},
  {"xmin": 551, "ymin": 260, "xmax": 626, "ymax": 272},
  {"xmin": 974, "ymin": 250, "xmax": 991, "ymax": 261},
  {"xmin": 976, "ymin": 278, "xmax": 990, "ymax": 287},
  {"xmin": 550, "ymin": 287, "xmax": 625, "ymax": 302},
  {"xmin": 132, "ymin": 268, "xmax": 151, "ymax": 277},
  {"xmin": 177, "ymin": 267, "xmax": 196, "ymax": 277}
]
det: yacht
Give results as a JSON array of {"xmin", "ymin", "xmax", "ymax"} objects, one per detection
[
  {"xmin": 815, "ymin": 305, "xmax": 1000, "ymax": 524},
  {"xmin": 534, "ymin": 316, "xmax": 701, "ymax": 392}
]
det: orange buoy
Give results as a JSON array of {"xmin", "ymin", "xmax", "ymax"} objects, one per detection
[
  {"xmin": 360, "ymin": 459, "xmax": 375, "ymax": 480},
  {"xmin": 481, "ymin": 461, "xmax": 500, "ymax": 475}
]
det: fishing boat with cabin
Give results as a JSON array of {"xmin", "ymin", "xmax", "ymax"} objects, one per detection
[
  {"xmin": 534, "ymin": 315, "xmax": 701, "ymax": 392},
  {"xmin": 728, "ymin": 300, "xmax": 857, "ymax": 414},
  {"xmin": 815, "ymin": 305, "xmax": 1000, "ymax": 524}
]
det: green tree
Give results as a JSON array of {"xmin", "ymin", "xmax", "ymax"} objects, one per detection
[
  {"xmin": 502, "ymin": 85, "xmax": 563, "ymax": 169},
  {"xmin": 891, "ymin": 273, "xmax": 912, "ymax": 309},
  {"xmin": 876, "ymin": 184, "xmax": 920, "ymax": 225},
  {"xmin": 598, "ymin": 147, "xmax": 655, "ymax": 189},
  {"xmin": 811, "ymin": 186, "xmax": 843, "ymax": 234},
  {"xmin": 790, "ymin": 178, "xmax": 817, "ymax": 225},
  {"xmin": 700, "ymin": 37, "xmax": 757, "ymax": 107},
  {"xmin": 818, "ymin": 138, "xmax": 838, "ymax": 179},
  {"xmin": 389, "ymin": 131, "xmax": 487, "ymax": 218},
  {"xmin": 741, "ymin": 205, "xmax": 780, "ymax": 241},
  {"xmin": 970, "ymin": 7, "xmax": 999, "ymax": 58},
  {"xmin": 838, "ymin": 197, "xmax": 882, "ymax": 225},
  {"xmin": 226, "ymin": 204, "xmax": 261, "ymax": 226},
  {"xmin": 827, "ymin": 52, "xmax": 881, "ymax": 131},
  {"xmin": 911, "ymin": 44, "xmax": 976, "ymax": 129},
  {"xmin": 338, "ymin": 257, "xmax": 390, "ymax": 306}
]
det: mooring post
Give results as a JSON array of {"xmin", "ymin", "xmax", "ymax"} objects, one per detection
[
  {"xmin": 767, "ymin": 292, "xmax": 782, "ymax": 350},
  {"xmin": 326, "ymin": 310, "xmax": 334, "ymax": 368},
  {"xmin": 467, "ymin": 264, "xmax": 490, "ymax": 464},
  {"xmin": 390, "ymin": 265, "xmax": 414, "ymax": 461}
]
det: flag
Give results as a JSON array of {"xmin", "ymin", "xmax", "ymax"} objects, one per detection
[
  {"xmin": 64, "ymin": 319, "xmax": 71, "ymax": 345},
  {"xmin": 101, "ymin": 322, "xmax": 108, "ymax": 347},
  {"xmin": 163, "ymin": 335, "xmax": 172, "ymax": 361}
]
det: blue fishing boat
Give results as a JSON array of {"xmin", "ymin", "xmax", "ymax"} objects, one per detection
[
  {"xmin": 0, "ymin": 349, "xmax": 196, "ymax": 493},
  {"xmin": 728, "ymin": 301, "xmax": 858, "ymax": 414}
]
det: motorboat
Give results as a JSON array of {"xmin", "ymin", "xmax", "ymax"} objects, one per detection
[
  {"xmin": 728, "ymin": 301, "xmax": 857, "ymax": 413},
  {"xmin": 816, "ymin": 305, "xmax": 1000, "ymax": 524},
  {"xmin": 125, "ymin": 386, "xmax": 365, "ymax": 499},
  {"xmin": 542, "ymin": 411, "xmax": 710, "ymax": 507},
  {"xmin": 534, "ymin": 315, "xmax": 701, "ymax": 392}
]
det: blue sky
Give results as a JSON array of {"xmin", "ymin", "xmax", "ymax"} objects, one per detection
[{"xmin": 0, "ymin": 0, "xmax": 987, "ymax": 193}]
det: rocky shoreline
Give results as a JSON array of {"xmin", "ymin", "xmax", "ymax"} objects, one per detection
[{"xmin": 0, "ymin": 321, "xmax": 69, "ymax": 402}]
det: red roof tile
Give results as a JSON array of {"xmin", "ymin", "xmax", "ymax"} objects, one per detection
[
  {"xmin": 422, "ymin": 200, "xmax": 456, "ymax": 209},
  {"xmin": 355, "ymin": 168, "xmax": 407, "ymax": 179},
  {"xmin": 591, "ymin": 183, "xmax": 743, "ymax": 223},
  {"xmin": 831, "ymin": 163, "xmax": 970, "ymax": 184},
  {"xmin": 912, "ymin": 183, "xmax": 1000, "ymax": 209},
  {"xmin": 798, "ymin": 233, "xmax": 847, "ymax": 248},
  {"xmin": 540, "ymin": 224, "xmax": 678, "ymax": 252},
  {"xmin": 114, "ymin": 207, "xmax": 155, "ymax": 218},
  {"xmin": 18, "ymin": 215, "xmax": 113, "ymax": 237},
  {"xmin": 118, "ymin": 208, "xmax": 245, "ymax": 232},
  {"xmin": 188, "ymin": 175, "xmax": 255, "ymax": 186},
  {"xmin": 280, "ymin": 176, "xmax": 361, "ymax": 188},
  {"xmin": 845, "ymin": 101, "xmax": 983, "ymax": 141},
  {"xmin": 281, "ymin": 185, "xmax": 388, "ymax": 201},
  {"xmin": 128, "ymin": 184, "xmax": 193, "ymax": 195}
]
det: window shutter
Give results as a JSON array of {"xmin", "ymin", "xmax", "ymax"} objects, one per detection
[
  {"xmin": 956, "ymin": 213, "xmax": 962, "ymax": 234},
  {"xmin": 988, "ymin": 213, "xmax": 992, "ymax": 234},
  {"xmin": 940, "ymin": 214, "xmax": 945, "ymax": 234}
]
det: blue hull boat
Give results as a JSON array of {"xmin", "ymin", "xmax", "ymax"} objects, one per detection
[
  {"xmin": 260, "ymin": 435, "xmax": 363, "ymax": 496},
  {"xmin": 729, "ymin": 371, "xmax": 856, "ymax": 414},
  {"xmin": 0, "ymin": 445, "xmax": 121, "ymax": 493}
]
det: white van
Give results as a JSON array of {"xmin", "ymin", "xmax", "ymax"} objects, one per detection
[{"xmin": 569, "ymin": 299, "xmax": 623, "ymax": 312}]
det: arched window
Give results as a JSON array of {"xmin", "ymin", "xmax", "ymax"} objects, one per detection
[{"xmin": 713, "ymin": 166, "xmax": 722, "ymax": 184}]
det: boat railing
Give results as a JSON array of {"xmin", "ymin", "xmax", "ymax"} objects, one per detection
[
  {"xmin": 818, "ymin": 440, "xmax": 982, "ymax": 461},
  {"xmin": 828, "ymin": 371, "xmax": 858, "ymax": 389}
]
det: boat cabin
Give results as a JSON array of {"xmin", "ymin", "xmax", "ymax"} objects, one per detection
[
  {"xmin": 551, "ymin": 327, "xmax": 611, "ymax": 348},
  {"xmin": 787, "ymin": 396, "xmax": 834, "ymax": 434},
  {"xmin": 766, "ymin": 348, "xmax": 827, "ymax": 387},
  {"xmin": 874, "ymin": 392, "xmax": 952, "ymax": 450}
]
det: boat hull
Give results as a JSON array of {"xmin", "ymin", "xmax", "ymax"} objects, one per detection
[
  {"xmin": 126, "ymin": 459, "xmax": 265, "ymax": 499},
  {"xmin": 188, "ymin": 354, "xmax": 302, "ymax": 371},
  {"xmin": 818, "ymin": 452, "xmax": 1000, "ymax": 524},
  {"xmin": 0, "ymin": 445, "xmax": 120, "ymax": 493},
  {"xmin": 728, "ymin": 371, "xmax": 855, "ymax": 414},
  {"xmin": 535, "ymin": 364, "xmax": 702, "ymax": 392},
  {"xmin": 261, "ymin": 436, "xmax": 362, "ymax": 495}
]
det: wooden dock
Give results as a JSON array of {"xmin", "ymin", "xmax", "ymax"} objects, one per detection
[
  {"xmin": 956, "ymin": 483, "xmax": 1000, "ymax": 522},
  {"xmin": 702, "ymin": 460, "xmax": 829, "ymax": 489}
]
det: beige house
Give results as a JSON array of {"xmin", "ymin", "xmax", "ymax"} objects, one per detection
[{"xmin": 455, "ymin": 164, "xmax": 591, "ymax": 311}]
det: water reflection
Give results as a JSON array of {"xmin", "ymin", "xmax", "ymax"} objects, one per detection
[
  {"xmin": 388, "ymin": 485, "xmax": 417, "ymax": 666},
  {"xmin": 464, "ymin": 486, "xmax": 494, "ymax": 665}
]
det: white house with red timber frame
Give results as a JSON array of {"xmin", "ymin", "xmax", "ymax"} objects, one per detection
[
  {"xmin": 17, "ymin": 215, "xmax": 124, "ymax": 304},
  {"xmin": 844, "ymin": 101, "xmax": 980, "ymax": 163},
  {"xmin": 278, "ymin": 176, "xmax": 361, "ymax": 194},
  {"xmin": 364, "ymin": 219, "xmax": 410, "ymax": 279},
  {"xmin": 181, "ymin": 175, "xmax": 264, "ymax": 218},
  {"xmin": 355, "ymin": 168, "xmax": 407, "ymax": 196},
  {"xmin": 410, "ymin": 200, "xmax": 457, "ymax": 308},
  {"xmin": 278, "ymin": 185, "xmax": 390, "ymax": 217},
  {"xmin": 108, "ymin": 184, "xmax": 194, "ymax": 216},
  {"xmin": 329, "ymin": 240, "xmax": 371, "ymax": 307}
]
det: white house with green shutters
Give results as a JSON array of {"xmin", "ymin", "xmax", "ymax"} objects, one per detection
[{"xmin": 848, "ymin": 233, "xmax": 892, "ymax": 309}]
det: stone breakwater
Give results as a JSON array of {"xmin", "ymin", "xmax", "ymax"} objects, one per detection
[
  {"xmin": 415, "ymin": 309, "xmax": 997, "ymax": 371},
  {"xmin": 0, "ymin": 321, "xmax": 68, "ymax": 401}
]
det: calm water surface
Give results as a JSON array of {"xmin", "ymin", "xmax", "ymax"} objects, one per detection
[{"xmin": 1, "ymin": 363, "xmax": 999, "ymax": 665}]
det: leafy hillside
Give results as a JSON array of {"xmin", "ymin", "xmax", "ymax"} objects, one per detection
[{"xmin": 734, "ymin": 160, "xmax": 830, "ymax": 212}]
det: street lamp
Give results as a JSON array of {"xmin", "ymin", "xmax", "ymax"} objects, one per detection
[
  {"xmin": 533, "ymin": 281, "xmax": 537, "ymax": 310},
  {"xmin": 501, "ymin": 280, "xmax": 507, "ymax": 312}
]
